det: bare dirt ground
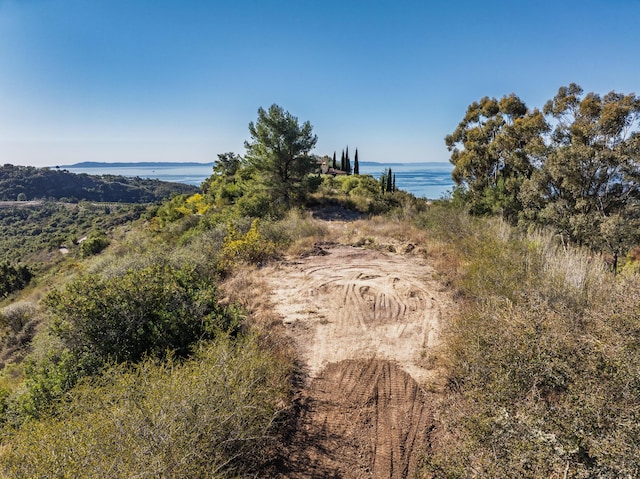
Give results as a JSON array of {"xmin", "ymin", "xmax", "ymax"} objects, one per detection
[{"xmin": 257, "ymin": 212, "xmax": 451, "ymax": 478}]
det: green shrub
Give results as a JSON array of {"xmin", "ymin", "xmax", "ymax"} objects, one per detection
[
  {"xmin": 45, "ymin": 264, "xmax": 239, "ymax": 365},
  {"xmin": 0, "ymin": 263, "xmax": 32, "ymax": 298},
  {"xmin": 79, "ymin": 234, "xmax": 110, "ymax": 257},
  {"xmin": 219, "ymin": 219, "xmax": 277, "ymax": 272},
  {"xmin": 340, "ymin": 175, "xmax": 360, "ymax": 193},
  {"xmin": 10, "ymin": 263, "xmax": 242, "ymax": 419},
  {"xmin": 0, "ymin": 334, "xmax": 293, "ymax": 478}
]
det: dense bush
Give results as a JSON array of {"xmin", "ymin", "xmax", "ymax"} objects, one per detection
[
  {"xmin": 0, "ymin": 263, "xmax": 32, "ymax": 298},
  {"xmin": 45, "ymin": 263, "xmax": 239, "ymax": 365},
  {"xmin": 218, "ymin": 219, "xmax": 277, "ymax": 273},
  {"xmin": 10, "ymin": 263, "xmax": 241, "ymax": 420},
  {"xmin": 416, "ymin": 206, "xmax": 640, "ymax": 478},
  {"xmin": 0, "ymin": 334, "xmax": 293, "ymax": 478},
  {"xmin": 79, "ymin": 234, "xmax": 110, "ymax": 257}
]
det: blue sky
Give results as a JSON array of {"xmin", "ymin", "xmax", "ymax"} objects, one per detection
[{"xmin": 1, "ymin": 0, "xmax": 639, "ymax": 167}]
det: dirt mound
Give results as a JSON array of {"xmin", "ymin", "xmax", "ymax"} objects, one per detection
[{"xmin": 278, "ymin": 359, "xmax": 435, "ymax": 478}]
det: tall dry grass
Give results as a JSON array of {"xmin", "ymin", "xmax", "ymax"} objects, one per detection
[{"xmin": 415, "ymin": 205, "xmax": 640, "ymax": 478}]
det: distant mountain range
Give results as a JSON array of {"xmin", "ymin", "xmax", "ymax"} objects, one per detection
[
  {"xmin": 60, "ymin": 160, "xmax": 450, "ymax": 168},
  {"xmin": 59, "ymin": 161, "xmax": 216, "ymax": 168}
]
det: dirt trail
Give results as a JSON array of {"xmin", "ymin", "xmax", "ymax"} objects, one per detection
[{"xmin": 261, "ymin": 219, "xmax": 449, "ymax": 478}]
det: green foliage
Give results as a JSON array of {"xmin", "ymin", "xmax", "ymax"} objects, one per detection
[
  {"xmin": 0, "ymin": 334, "xmax": 293, "ymax": 478},
  {"xmin": 447, "ymin": 84, "xmax": 640, "ymax": 255},
  {"xmin": 219, "ymin": 219, "xmax": 277, "ymax": 273},
  {"xmin": 79, "ymin": 234, "xmax": 110, "ymax": 258},
  {"xmin": 340, "ymin": 175, "xmax": 360, "ymax": 194},
  {"xmin": 244, "ymin": 104, "xmax": 318, "ymax": 206},
  {"xmin": 0, "ymin": 164, "xmax": 195, "ymax": 203},
  {"xmin": 445, "ymin": 94, "xmax": 548, "ymax": 220},
  {"xmin": 380, "ymin": 167, "xmax": 397, "ymax": 194},
  {"xmin": 45, "ymin": 263, "xmax": 238, "ymax": 365},
  {"xmin": 151, "ymin": 193, "xmax": 196, "ymax": 229},
  {"xmin": 520, "ymin": 84, "xmax": 640, "ymax": 252},
  {"xmin": 18, "ymin": 347, "xmax": 102, "ymax": 420},
  {"xmin": 0, "ymin": 201, "xmax": 146, "ymax": 265},
  {"xmin": 354, "ymin": 148, "xmax": 360, "ymax": 174},
  {"xmin": 0, "ymin": 263, "xmax": 32, "ymax": 298},
  {"xmin": 10, "ymin": 262, "xmax": 242, "ymax": 418},
  {"xmin": 201, "ymin": 152, "xmax": 247, "ymax": 208}
]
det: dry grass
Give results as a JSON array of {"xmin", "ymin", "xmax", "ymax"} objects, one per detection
[
  {"xmin": 220, "ymin": 263, "xmax": 296, "ymax": 362},
  {"xmin": 416, "ymin": 206, "xmax": 640, "ymax": 477}
]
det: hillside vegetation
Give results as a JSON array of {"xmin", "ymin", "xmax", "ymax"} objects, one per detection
[
  {"xmin": 0, "ymin": 164, "xmax": 196, "ymax": 202},
  {"xmin": 0, "ymin": 100, "xmax": 639, "ymax": 477}
]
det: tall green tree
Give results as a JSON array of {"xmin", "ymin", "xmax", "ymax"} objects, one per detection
[
  {"xmin": 354, "ymin": 148, "xmax": 360, "ymax": 175},
  {"xmin": 520, "ymin": 84, "xmax": 640, "ymax": 251},
  {"xmin": 446, "ymin": 94, "xmax": 548, "ymax": 219},
  {"xmin": 341, "ymin": 150, "xmax": 346, "ymax": 172},
  {"xmin": 244, "ymin": 105, "xmax": 318, "ymax": 206},
  {"xmin": 332, "ymin": 151, "xmax": 337, "ymax": 169}
]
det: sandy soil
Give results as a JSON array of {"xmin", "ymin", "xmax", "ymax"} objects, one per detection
[
  {"xmin": 258, "ymin": 215, "xmax": 451, "ymax": 478},
  {"xmin": 265, "ymin": 244, "xmax": 444, "ymax": 385}
]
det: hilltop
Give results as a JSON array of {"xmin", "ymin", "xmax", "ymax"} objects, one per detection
[{"xmin": 1, "ymin": 101, "xmax": 639, "ymax": 478}]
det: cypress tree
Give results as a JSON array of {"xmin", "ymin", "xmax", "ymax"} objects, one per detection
[
  {"xmin": 386, "ymin": 167, "xmax": 393, "ymax": 193},
  {"xmin": 354, "ymin": 148, "xmax": 359, "ymax": 175},
  {"xmin": 332, "ymin": 151, "xmax": 336, "ymax": 169},
  {"xmin": 392, "ymin": 173, "xmax": 396, "ymax": 192},
  {"xmin": 341, "ymin": 150, "xmax": 345, "ymax": 171}
]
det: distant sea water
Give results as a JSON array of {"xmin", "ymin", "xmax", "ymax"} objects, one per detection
[{"xmin": 62, "ymin": 161, "xmax": 455, "ymax": 200}]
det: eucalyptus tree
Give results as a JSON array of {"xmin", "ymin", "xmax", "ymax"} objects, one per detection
[
  {"xmin": 520, "ymin": 84, "xmax": 640, "ymax": 251},
  {"xmin": 446, "ymin": 94, "xmax": 548, "ymax": 219},
  {"xmin": 244, "ymin": 104, "xmax": 317, "ymax": 206}
]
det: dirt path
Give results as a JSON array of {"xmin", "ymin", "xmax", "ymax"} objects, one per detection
[{"xmin": 259, "ymin": 229, "xmax": 450, "ymax": 478}]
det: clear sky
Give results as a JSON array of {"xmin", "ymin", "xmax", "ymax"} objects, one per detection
[{"xmin": 1, "ymin": 0, "xmax": 639, "ymax": 167}]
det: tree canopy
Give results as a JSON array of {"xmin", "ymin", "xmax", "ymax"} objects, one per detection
[
  {"xmin": 447, "ymin": 84, "xmax": 640, "ymax": 255},
  {"xmin": 445, "ymin": 94, "xmax": 548, "ymax": 219},
  {"xmin": 244, "ymin": 104, "xmax": 317, "ymax": 206}
]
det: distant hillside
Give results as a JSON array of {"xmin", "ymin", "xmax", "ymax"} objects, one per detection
[
  {"xmin": 0, "ymin": 164, "xmax": 198, "ymax": 203},
  {"xmin": 60, "ymin": 161, "xmax": 215, "ymax": 168}
]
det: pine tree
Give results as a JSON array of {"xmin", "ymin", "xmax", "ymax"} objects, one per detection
[{"xmin": 354, "ymin": 149, "xmax": 359, "ymax": 175}]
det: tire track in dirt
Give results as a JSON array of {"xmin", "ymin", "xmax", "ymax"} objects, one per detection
[
  {"xmin": 278, "ymin": 359, "xmax": 436, "ymax": 479},
  {"xmin": 263, "ymin": 243, "xmax": 447, "ymax": 478},
  {"xmin": 266, "ymin": 244, "xmax": 444, "ymax": 384}
]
